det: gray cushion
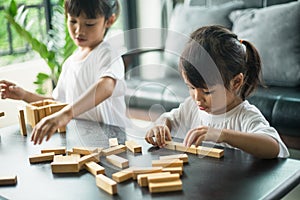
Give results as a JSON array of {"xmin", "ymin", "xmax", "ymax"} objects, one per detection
[
  {"xmin": 230, "ymin": 1, "xmax": 300, "ymax": 86},
  {"xmin": 164, "ymin": 1, "xmax": 245, "ymax": 69}
]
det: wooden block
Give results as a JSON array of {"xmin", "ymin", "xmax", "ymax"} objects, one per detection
[
  {"xmin": 162, "ymin": 167, "xmax": 183, "ymax": 175},
  {"xmin": 137, "ymin": 172, "xmax": 171, "ymax": 187},
  {"xmin": 41, "ymin": 147, "xmax": 66, "ymax": 155},
  {"xmin": 132, "ymin": 167, "xmax": 163, "ymax": 180},
  {"xmin": 102, "ymin": 144, "xmax": 126, "ymax": 156},
  {"xmin": 109, "ymin": 138, "xmax": 119, "ymax": 147},
  {"xmin": 106, "ymin": 154, "xmax": 129, "ymax": 169},
  {"xmin": 96, "ymin": 174, "xmax": 117, "ymax": 195},
  {"xmin": 173, "ymin": 142, "xmax": 197, "ymax": 154},
  {"xmin": 164, "ymin": 141, "xmax": 176, "ymax": 150},
  {"xmin": 51, "ymin": 155, "xmax": 80, "ymax": 173},
  {"xmin": 0, "ymin": 175, "xmax": 17, "ymax": 186},
  {"xmin": 125, "ymin": 140, "xmax": 142, "ymax": 153},
  {"xmin": 159, "ymin": 154, "xmax": 188, "ymax": 163},
  {"xmin": 0, "ymin": 111, "xmax": 4, "ymax": 117},
  {"xmin": 112, "ymin": 168, "xmax": 133, "ymax": 183},
  {"xmin": 72, "ymin": 147, "xmax": 99, "ymax": 155},
  {"xmin": 18, "ymin": 109, "xmax": 27, "ymax": 136},
  {"xmin": 152, "ymin": 159, "xmax": 183, "ymax": 168},
  {"xmin": 79, "ymin": 153, "xmax": 100, "ymax": 168},
  {"xmin": 149, "ymin": 179, "xmax": 182, "ymax": 193},
  {"xmin": 29, "ymin": 152, "xmax": 55, "ymax": 164},
  {"xmin": 84, "ymin": 161, "xmax": 105, "ymax": 176},
  {"xmin": 197, "ymin": 146, "xmax": 224, "ymax": 158},
  {"xmin": 37, "ymin": 107, "xmax": 46, "ymax": 122},
  {"xmin": 148, "ymin": 173, "xmax": 180, "ymax": 183}
]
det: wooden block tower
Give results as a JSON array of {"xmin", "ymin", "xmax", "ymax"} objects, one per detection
[{"xmin": 26, "ymin": 100, "xmax": 67, "ymax": 132}]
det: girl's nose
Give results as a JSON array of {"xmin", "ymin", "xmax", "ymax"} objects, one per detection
[
  {"xmin": 75, "ymin": 24, "xmax": 84, "ymax": 35},
  {"xmin": 194, "ymin": 89, "xmax": 204, "ymax": 101}
]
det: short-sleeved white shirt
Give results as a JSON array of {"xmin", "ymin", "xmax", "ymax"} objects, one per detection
[
  {"xmin": 52, "ymin": 41, "xmax": 128, "ymax": 127},
  {"xmin": 156, "ymin": 97, "xmax": 289, "ymax": 158}
]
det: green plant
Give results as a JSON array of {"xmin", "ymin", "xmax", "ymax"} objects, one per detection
[{"xmin": 4, "ymin": 0, "xmax": 76, "ymax": 94}]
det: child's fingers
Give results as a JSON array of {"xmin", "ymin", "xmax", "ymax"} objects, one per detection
[
  {"xmin": 194, "ymin": 135, "xmax": 206, "ymax": 147},
  {"xmin": 183, "ymin": 129, "xmax": 194, "ymax": 146}
]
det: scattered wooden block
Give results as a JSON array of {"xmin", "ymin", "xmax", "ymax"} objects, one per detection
[
  {"xmin": 148, "ymin": 173, "xmax": 180, "ymax": 183},
  {"xmin": 0, "ymin": 175, "xmax": 17, "ymax": 186},
  {"xmin": 29, "ymin": 152, "xmax": 55, "ymax": 164},
  {"xmin": 84, "ymin": 161, "xmax": 105, "ymax": 176},
  {"xmin": 174, "ymin": 142, "xmax": 197, "ymax": 154},
  {"xmin": 152, "ymin": 159, "xmax": 183, "ymax": 168},
  {"xmin": 149, "ymin": 179, "xmax": 182, "ymax": 193},
  {"xmin": 125, "ymin": 140, "xmax": 142, "ymax": 153},
  {"xmin": 96, "ymin": 174, "xmax": 117, "ymax": 195},
  {"xmin": 51, "ymin": 155, "xmax": 80, "ymax": 173},
  {"xmin": 0, "ymin": 111, "xmax": 4, "ymax": 117},
  {"xmin": 137, "ymin": 172, "xmax": 171, "ymax": 187},
  {"xmin": 72, "ymin": 147, "xmax": 99, "ymax": 155},
  {"xmin": 79, "ymin": 153, "xmax": 100, "ymax": 168},
  {"xmin": 18, "ymin": 109, "xmax": 27, "ymax": 136},
  {"xmin": 132, "ymin": 167, "xmax": 163, "ymax": 180},
  {"xmin": 197, "ymin": 146, "xmax": 224, "ymax": 158},
  {"xmin": 102, "ymin": 144, "xmax": 126, "ymax": 156},
  {"xmin": 112, "ymin": 168, "xmax": 133, "ymax": 183},
  {"xmin": 159, "ymin": 154, "xmax": 188, "ymax": 163},
  {"xmin": 109, "ymin": 138, "xmax": 119, "ymax": 147},
  {"xmin": 162, "ymin": 167, "xmax": 183, "ymax": 175},
  {"xmin": 106, "ymin": 154, "xmax": 129, "ymax": 169},
  {"xmin": 41, "ymin": 147, "xmax": 66, "ymax": 155}
]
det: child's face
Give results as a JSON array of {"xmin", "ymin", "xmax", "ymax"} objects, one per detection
[
  {"xmin": 67, "ymin": 12, "xmax": 109, "ymax": 50},
  {"xmin": 182, "ymin": 72, "xmax": 241, "ymax": 115}
]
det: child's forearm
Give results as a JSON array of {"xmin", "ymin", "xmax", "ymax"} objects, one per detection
[
  {"xmin": 221, "ymin": 129, "xmax": 280, "ymax": 159},
  {"xmin": 23, "ymin": 90, "xmax": 53, "ymax": 103}
]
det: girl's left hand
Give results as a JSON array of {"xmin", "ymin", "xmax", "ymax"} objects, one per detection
[
  {"xmin": 31, "ymin": 108, "xmax": 72, "ymax": 145},
  {"xmin": 183, "ymin": 126, "xmax": 223, "ymax": 147}
]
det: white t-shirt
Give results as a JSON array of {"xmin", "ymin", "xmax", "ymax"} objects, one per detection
[
  {"xmin": 156, "ymin": 97, "xmax": 289, "ymax": 158},
  {"xmin": 52, "ymin": 41, "xmax": 128, "ymax": 127}
]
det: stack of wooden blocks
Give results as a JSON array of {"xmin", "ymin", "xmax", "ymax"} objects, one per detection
[{"xmin": 25, "ymin": 100, "xmax": 67, "ymax": 132}]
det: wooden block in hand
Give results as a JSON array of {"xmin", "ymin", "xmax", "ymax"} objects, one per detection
[
  {"xmin": 125, "ymin": 140, "xmax": 142, "ymax": 153},
  {"xmin": 84, "ymin": 161, "xmax": 105, "ymax": 176},
  {"xmin": 112, "ymin": 168, "xmax": 133, "ymax": 183},
  {"xmin": 18, "ymin": 109, "xmax": 27, "ymax": 136},
  {"xmin": 164, "ymin": 141, "xmax": 176, "ymax": 150},
  {"xmin": 149, "ymin": 179, "xmax": 182, "ymax": 193},
  {"xmin": 0, "ymin": 175, "xmax": 17, "ymax": 186},
  {"xmin": 96, "ymin": 174, "xmax": 117, "ymax": 195},
  {"xmin": 159, "ymin": 154, "xmax": 188, "ymax": 163},
  {"xmin": 106, "ymin": 154, "xmax": 129, "ymax": 169},
  {"xmin": 152, "ymin": 159, "xmax": 183, "ymax": 168},
  {"xmin": 51, "ymin": 155, "xmax": 80, "ymax": 173},
  {"xmin": 29, "ymin": 152, "xmax": 55, "ymax": 164},
  {"xmin": 102, "ymin": 145, "xmax": 126, "ymax": 156},
  {"xmin": 197, "ymin": 146, "xmax": 224, "ymax": 158},
  {"xmin": 109, "ymin": 138, "xmax": 119, "ymax": 147},
  {"xmin": 41, "ymin": 147, "xmax": 66, "ymax": 155}
]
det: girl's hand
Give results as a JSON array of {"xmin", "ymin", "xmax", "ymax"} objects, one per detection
[
  {"xmin": 183, "ymin": 126, "xmax": 223, "ymax": 147},
  {"xmin": 31, "ymin": 107, "xmax": 72, "ymax": 145},
  {"xmin": 145, "ymin": 125, "xmax": 172, "ymax": 148},
  {"xmin": 0, "ymin": 80, "xmax": 26, "ymax": 100}
]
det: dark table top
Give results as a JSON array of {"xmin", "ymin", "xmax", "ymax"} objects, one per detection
[{"xmin": 0, "ymin": 119, "xmax": 299, "ymax": 200}]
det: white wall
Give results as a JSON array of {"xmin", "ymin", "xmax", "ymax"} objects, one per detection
[{"xmin": 0, "ymin": 59, "xmax": 50, "ymax": 127}]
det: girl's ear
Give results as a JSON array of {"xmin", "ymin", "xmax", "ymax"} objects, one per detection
[
  {"xmin": 105, "ymin": 14, "xmax": 116, "ymax": 28},
  {"xmin": 231, "ymin": 73, "xmax": 244, "ymax": 91}
]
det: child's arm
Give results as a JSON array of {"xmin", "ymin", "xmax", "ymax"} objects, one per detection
[
  {"xmin": 0, "ymin": 80, "xmax": 52, "ymax": 103},
  {"xmin": 145, "ymin": 118, "xmax": 172, "ymax": 148},
  {"xmin": 183, "ymin": 126, "xmax": 280, "ymax": 159},
  {"xmin": 31, "ymin": 77, "xmax": 116, "ymax": 145}
]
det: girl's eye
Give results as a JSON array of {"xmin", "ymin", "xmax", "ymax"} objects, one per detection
[
  {"xmin": 86, "ymin": 23, "xmax": 95, "ymax": 27},
  {"xmin": 69, "ymin": 20, "xmax": 76, "ymax": 24},
  {"xmin": 203, "ymin": 90, "xmax": 213, "ymax": 95}
]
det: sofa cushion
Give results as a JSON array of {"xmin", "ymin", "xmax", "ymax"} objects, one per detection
[
  {"xmin": 164, "ymin": 1, "xmax": 245, "ymax": 69},
  {"xmin": 230, "ymin": 1, "xmax": 300, "ymax": 86}
]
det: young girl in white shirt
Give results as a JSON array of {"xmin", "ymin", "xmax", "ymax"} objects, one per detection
[
  {"xmin": 145, "ymin": 25, "xmax": 289, "ymax": 159},
  {"xmin": 0, "ymin": 0, "xmax": 127, "ymax": 144}
]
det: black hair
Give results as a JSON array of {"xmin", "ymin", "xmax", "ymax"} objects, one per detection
[
  {"xmin": 64, "ymin": 0, "xmax": 120, "ymax": 20},
  {"xmin": 179, "ymin": 25, "xmax": 262, "ymax": 100}
]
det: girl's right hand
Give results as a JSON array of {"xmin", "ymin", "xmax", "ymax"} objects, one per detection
[
  {"xmin": 145, "ymin": 125, "xmax": 172, "ymax": 148},
  {"xmin": 0, "ymin": 80, "xmax": 26, "ymax": 100}
]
